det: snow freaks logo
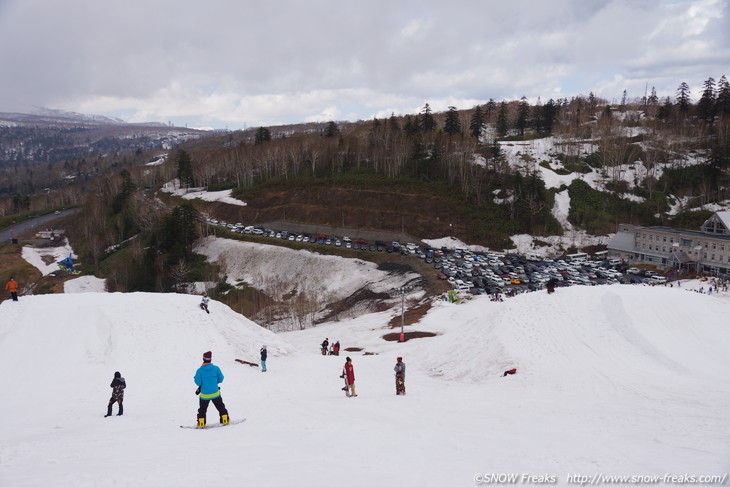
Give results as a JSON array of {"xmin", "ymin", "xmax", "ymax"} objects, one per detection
[
  {"xmin": 473, "ymin": 473, "xmax": 729, "ymax": 485},
  {"xmin": 474, "ymin": 473, "xmax": 557, "ymax": 484}
]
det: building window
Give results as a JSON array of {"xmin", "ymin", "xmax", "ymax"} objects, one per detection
[{"xmin": 682, "ymin": 239, "xmax": 691, "ymax": 246}]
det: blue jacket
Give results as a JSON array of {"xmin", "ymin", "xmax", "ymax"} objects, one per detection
[{"xmin": 194, "ymin": 363, "xmax": 224, "ymax": 400}]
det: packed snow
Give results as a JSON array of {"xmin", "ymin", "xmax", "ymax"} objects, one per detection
[
  {"xmin": 1, "ymin": 280, "xmax": 729, "ymax": 486},
  {"xmin": 64, "ymin": 275, "xmax": 107, "ymax": 293},
  {"xmin": 20, "ymin": 239, "xmax": 76, "ymax": 277},
  {"xmin": 161, "ymin": 179, "xmax": 247, "ymax": 206}
]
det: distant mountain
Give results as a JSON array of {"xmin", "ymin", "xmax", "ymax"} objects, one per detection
[
  {"xmin": 30, "ymin": 107, "xmax": 128, "ymax": 125},
  {"xmin": 0, "ymin": 108, "xmax": 207, "ymax": 190},
  {"xmin": 0, "ymin": 107, "xmax": 173, "ymax": 127}
]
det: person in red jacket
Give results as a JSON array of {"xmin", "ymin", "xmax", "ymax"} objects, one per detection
[
  {"xmin": 5, "ymin": 276, "xmax": 18, "ymax": 301},
  {"xmin": 342, "ymin": 357, "xmax": 357, "ymax": 397}
]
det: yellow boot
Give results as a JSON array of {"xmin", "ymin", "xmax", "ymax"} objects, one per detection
[
  {"xmin": 221, "ymin": 414, "xmax": 229, "ymax": 425},
  {"xmin": 197, "ymin": 418, "xmax": 206, "ymax": 429}
]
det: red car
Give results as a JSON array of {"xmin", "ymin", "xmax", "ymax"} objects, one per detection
[{"xmin": 437, "ymin": 272, "xmax": 448, "ymax": 280}]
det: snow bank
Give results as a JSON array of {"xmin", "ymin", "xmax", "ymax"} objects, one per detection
[
  {"xmin": 21, "ymin": 239, "xmax": 75, "ymax": 276},
  {"xmin": 64, "ymin": 276, "xmax": 107, "ymax": 293},
  {"xmin": 161, "ymin": 179, "xmax": 247, "ymax": 206},
  {"xmin": 195, "ymin": 236, "xmax": 421, "ymax": 300}
]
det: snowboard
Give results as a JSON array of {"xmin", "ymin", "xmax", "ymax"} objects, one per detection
[
  {"xmin": 180, "ymin": 418, "xmax": 246, "ymax": 429},
  {"xmin": 396, "ymin": 372, "xmax": 406, "ymax": 395},
  {"xmin": 235, "ymin": 359, "xmax": 259, "ymax": 367},
  {"xmin": 340, "ymin": 371, "xmax": 351, "ymax": 397}
]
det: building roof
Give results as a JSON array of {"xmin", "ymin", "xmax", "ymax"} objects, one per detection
[
  {"xmin": 714, "ymin": 211, "xmax": 730, "ymax": 230},
  {"xmin": 607, "ymin": 231, "xmax": 635, "ymax": 252}
]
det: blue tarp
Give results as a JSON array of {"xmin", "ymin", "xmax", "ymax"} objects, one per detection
[{"xmin": 58, "ymin": 254, "xmax": 74, "ymax": 268}]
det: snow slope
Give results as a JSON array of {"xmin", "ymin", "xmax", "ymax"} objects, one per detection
[
  {"xmin": 1, "ymin": 285, "xmax": 728, "ymax": 486},
  {"xmin": 20, "ymin": 239, "xmax": 75, "ymax": 277},
  {"xmin": 161, "ymin": 179, "xmax": 247, "ymax": 206}
]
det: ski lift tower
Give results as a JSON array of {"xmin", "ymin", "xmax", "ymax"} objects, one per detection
[{"xmin": 397, "ymin": 286, "xmax": 407, "ymax": 342}]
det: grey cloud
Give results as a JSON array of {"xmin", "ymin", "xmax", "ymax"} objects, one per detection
[{"xmin": 0, "ymin": 0, "xmax": 726, "ymax": 127}]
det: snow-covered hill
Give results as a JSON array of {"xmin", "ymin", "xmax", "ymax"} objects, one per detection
[{"xmin": 1, "ymin": 285, "xmax": 728, "ymax": 486}]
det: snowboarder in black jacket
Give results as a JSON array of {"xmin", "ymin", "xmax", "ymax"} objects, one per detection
[{"xmin": 105, "ymin": 371, "xmax": 126, "ymax": 417}]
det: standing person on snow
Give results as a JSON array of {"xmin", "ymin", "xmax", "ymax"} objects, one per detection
[
  {"xmin": 334, "ymin": 340, "xmax": 341, "ymax": 356},
  {"xmin": 260, "ymin": 345, "xmax": 267, "ymax": 372},
  {"xmin": 321, "ymin": 338, "xmax": 329, "ymax": 355},
  {"xmin": 5, "ymin": 276, "xmax": 18, "ymax": 301},
  {"xmin": 394, "ymin": 357, "xmax": 406, "ymax": 395},
  {"xmin": 200, "ymin": 292, "xmax": 210, "ymax": 314},
  {"xmin": 341, "ymin": 357, "xmax": 357, "ymax": 397},
  {"xmin": 194, "ymin": 351, "xmax": 229, "ymax": 428},
  {"xmin": 104, "ymin": 371, "xmax": 126, "ymax": 417}
]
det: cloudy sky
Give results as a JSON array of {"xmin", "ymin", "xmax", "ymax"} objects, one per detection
[{"xmin": 0, "ymin": 0, "xmax": 728, "ymax": 129}]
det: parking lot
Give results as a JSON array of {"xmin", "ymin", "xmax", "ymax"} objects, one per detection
[{"xmin": 206, "ymin": 219, "xmax": 668, "ymax": 295}]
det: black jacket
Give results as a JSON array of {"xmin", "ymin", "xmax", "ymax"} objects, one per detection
[{"xmin": 110, "ymin": 377, "xmax": 126, "ymax": 399}]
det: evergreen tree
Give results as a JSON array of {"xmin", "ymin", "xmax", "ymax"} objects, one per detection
[
  {"xmin": 516, "ymin": 96, "xmax": 530, "ymax": 136},
  {"xmin": 543, "ymin": 99, "xmax": 558, "ymax": 134},
  {"xmin": 675, "ymin": 82, "xmax": 691, "ymax": 113},
  {"xmin": 444, "ymin": 106, "xmax": 462, "ymax": 136},
  {"xmin": 657, "ymin": 97, "xmax": 673, "ymax": 121},
  {"xmin": 160, "ymin": 202, "xmax": 201, "ymax": 260},
  {"xmin": 485, "ymin": 99, "xmax": 497, "ymax": 120},
  {"xmin": 588, "ymin": 92, "xmax": 597, "ymax": 113},
  {"xmin": 697, "ymin": 77, "xmax": 717, "ymax": 126},
  {"xmin": 323, "ymin": 121, "xmax": 340, "ymax": 137},
  {"xmin": 112, "ymin": 169, "xmax": 136, "ymax": 214},
  {"xmin": 388, "ymin": 113, "xmax": 401, "ymax": 131},
  {"xmin": 403, "ymin": 115, "xmax": 420, "ymax": 136},
  {"xmin": 533, "ymin": 97, "xmax": 544, "ymax": 133},
  {"xmin": 420, "ymin": 103, "xmax": 437, "ymax": 132},
  {"xmin": 717, "ymin": 75, "xmax": 730, "ymax": 116},
  {"xmin": 175, "ymin": 149, "xmax": 195, "ymax": 188},
  {"xmin": 254, "ymin": 126, "xmax": 271, "ymax": 144},
  {"xmin": 469, "ymin": 105, "xmax": 485, "ymax": 139},
  {"xmin": 648, "ymin": 86, "xmax": 658, "ymax": 106},
  {"xmin": 496, "ymin": 101, "xmax": 508, "ymax": 137},
  {"xmin": 620, "ymin": 90, "xmax": 627, "ymax": 111}
]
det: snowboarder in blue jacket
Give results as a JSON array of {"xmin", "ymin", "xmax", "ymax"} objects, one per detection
[{"xmin": 194, "ymin": 351, "xmax": 229, "ymax": 428}]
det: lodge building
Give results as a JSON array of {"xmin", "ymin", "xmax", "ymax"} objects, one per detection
[{"xmin": 607, "ymin": 211, "xmax": 730, "ymax": 276}]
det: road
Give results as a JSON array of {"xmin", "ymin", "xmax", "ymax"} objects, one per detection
[{"xmin": 0, "ymin": 208, "xmax": 80, "ymax": 243}]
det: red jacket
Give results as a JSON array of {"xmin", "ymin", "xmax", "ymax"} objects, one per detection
[
  {"xmin": 343, "ymin": 362, "xmax": 355, "ymax": 384},
  {"xmin": 5, "ymin": 280, "xmax": 17, "ymax": 292}
]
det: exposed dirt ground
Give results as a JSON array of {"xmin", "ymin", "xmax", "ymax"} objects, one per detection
[{"xmin": 196, "ymin": 185, "xmax": 483, "ymax": 246}]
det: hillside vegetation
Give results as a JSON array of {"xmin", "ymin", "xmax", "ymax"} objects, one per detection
[{"xmin": 2, "ymin": 77, "xmax": 729, "ymax": 320}]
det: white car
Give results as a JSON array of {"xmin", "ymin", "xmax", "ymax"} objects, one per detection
[{"xmin": 626, "ymin": 268, "xmax": 641, "ymax": 275}]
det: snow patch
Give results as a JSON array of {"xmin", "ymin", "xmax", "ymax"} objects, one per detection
[{"xmin": 161, "ymin": 179, "xmax": 247, "ymax": 206}]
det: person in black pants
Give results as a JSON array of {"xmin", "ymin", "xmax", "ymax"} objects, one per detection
[
  {"xmin": 105, "ymin": 371, "xmax": 126, "ymax": 417},
  {"xmin": 194, "ymin": 351, "xmax": 229, "ymax": 428}
]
